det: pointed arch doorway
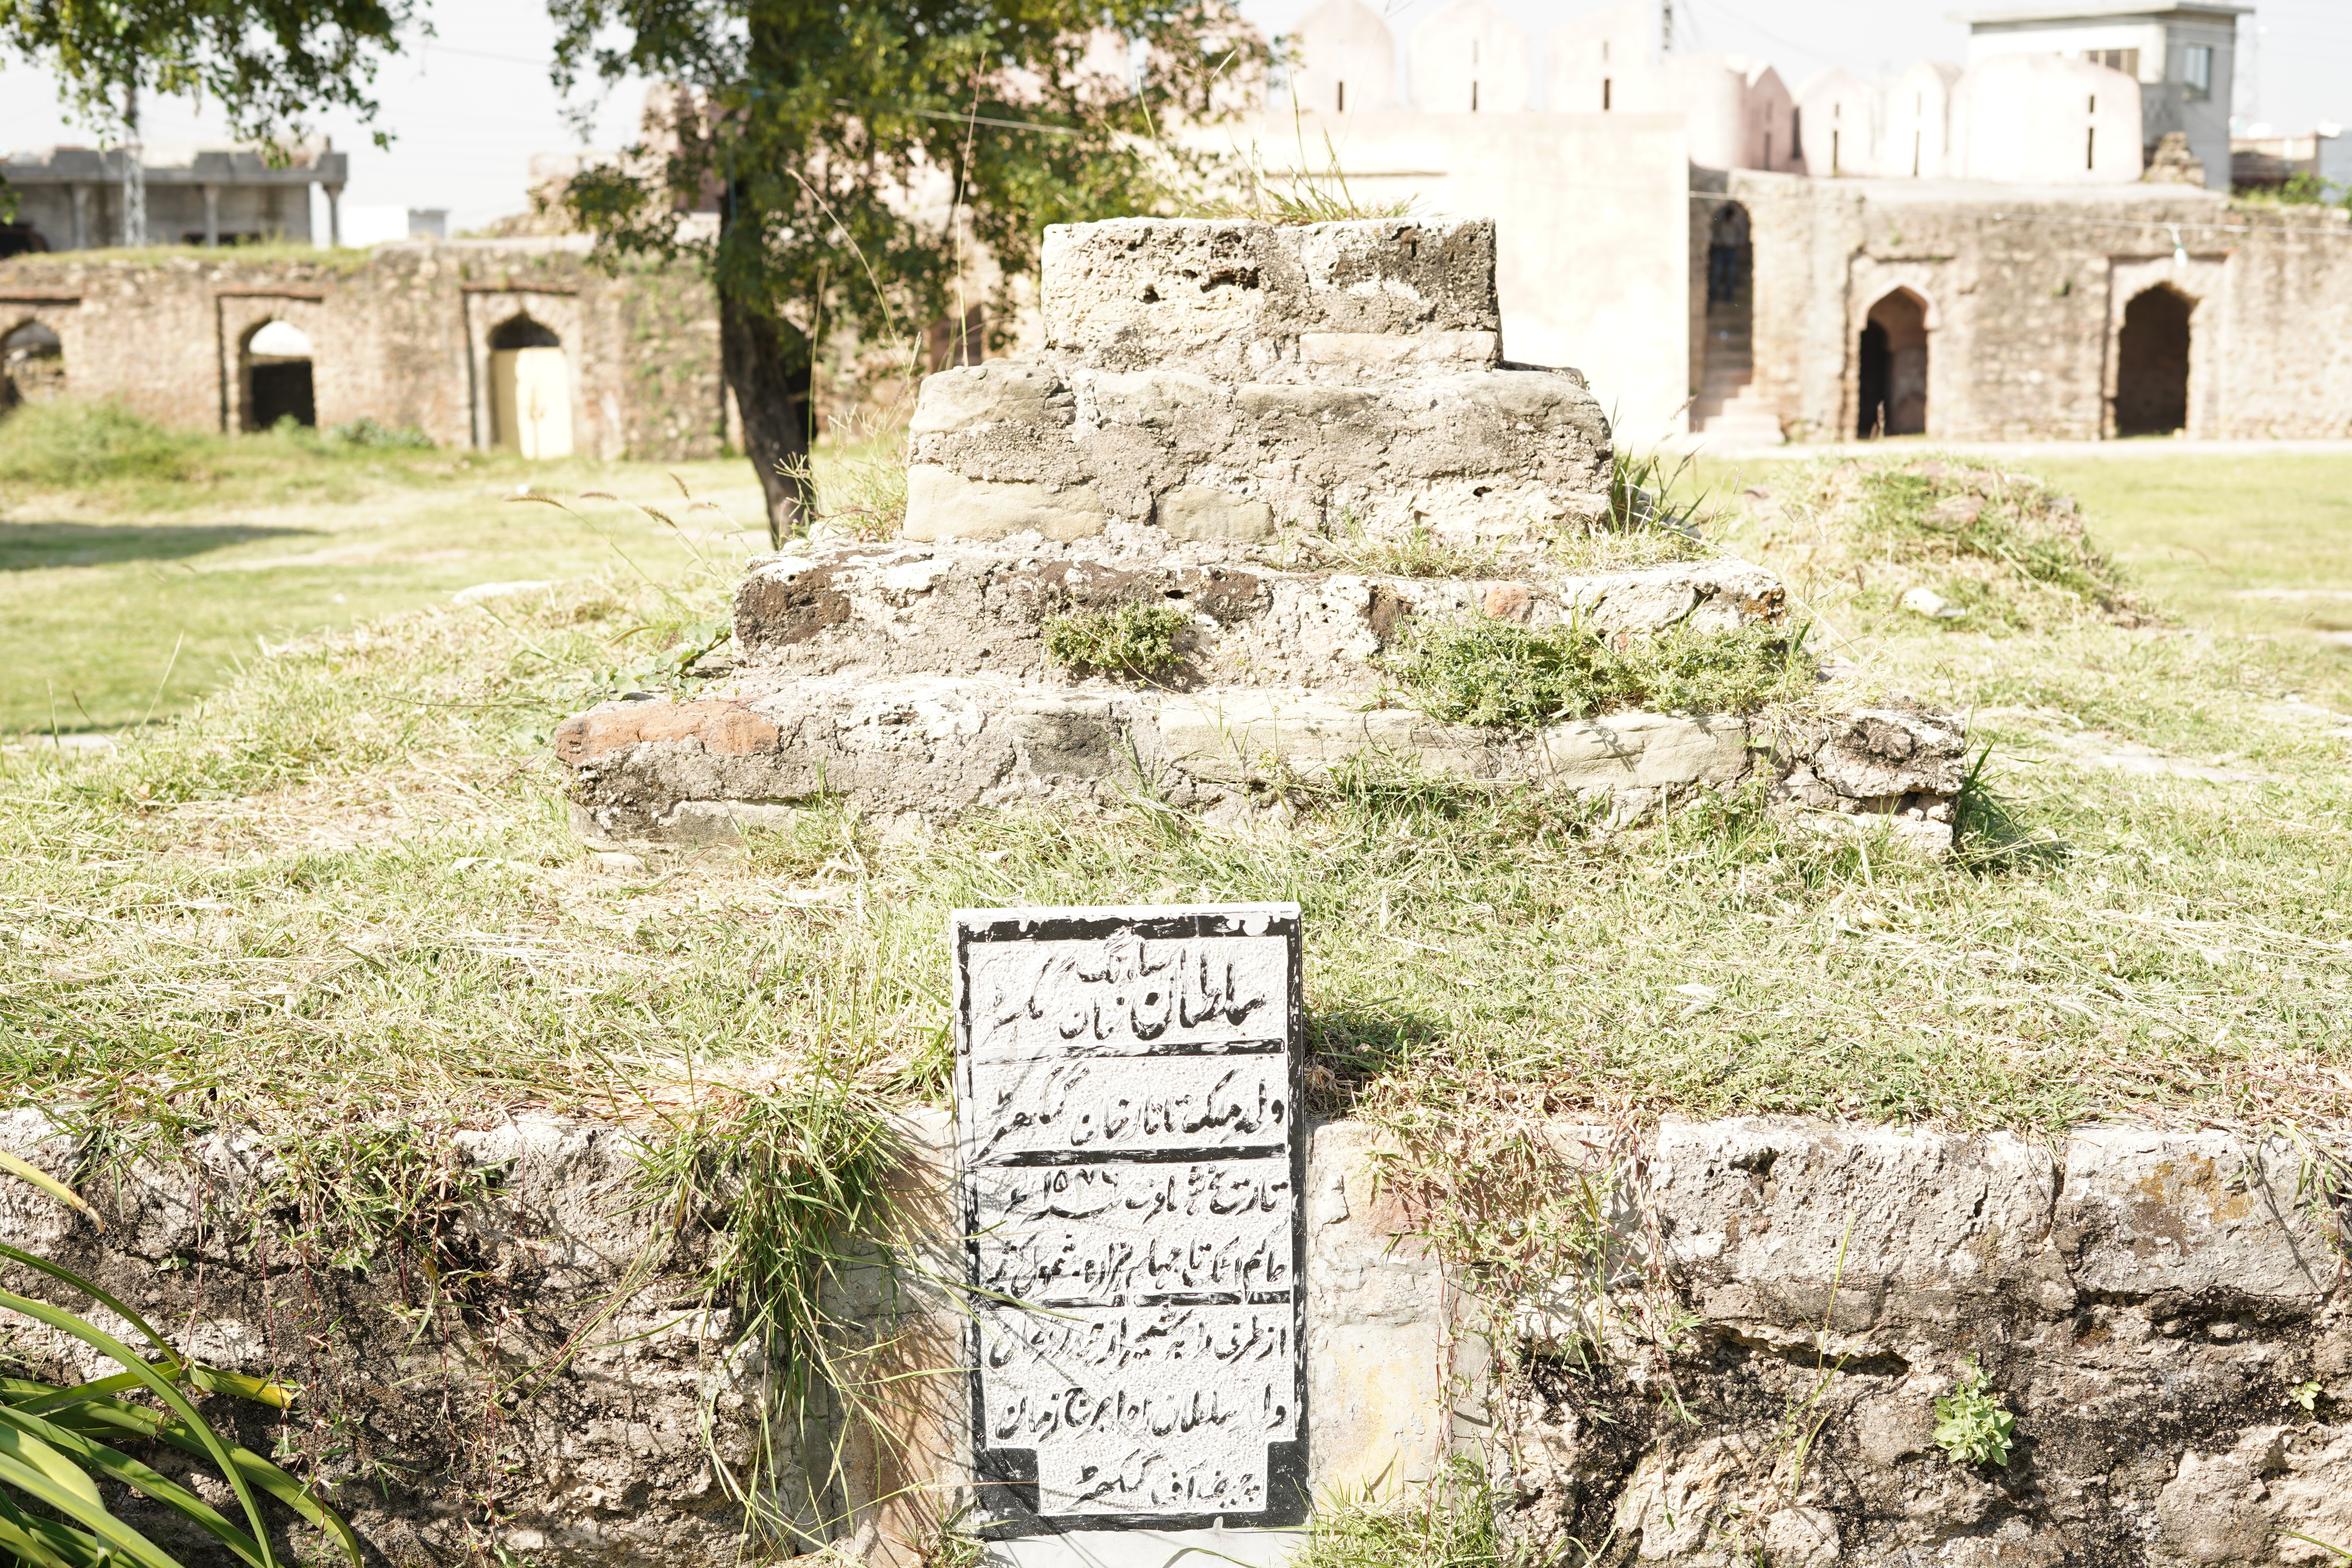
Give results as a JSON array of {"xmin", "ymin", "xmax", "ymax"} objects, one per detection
[
  {"xmin": 1857, "ymin": 289, "xmax": 1929, "ymax": 437},
  {"xmin": 490, "ymin": 316, "xmax": 573, "ymax": 459}
]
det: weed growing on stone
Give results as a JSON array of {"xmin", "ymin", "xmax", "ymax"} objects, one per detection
[
  {"xmin": 1606, "ymin": 445, "xmax": 1710, "ymax": 534},
  {"xmin": 1931, "ymin": 1357, "xmax": 2015, "ymax": 1466},
  {"xmin": 1041, "ymin": 600, "xmax": 1192, "ymax": 682},
  {"xmin": 1388, "ymin": 617, "xmax": 1815, "ymax": 727},
  {"xmin": 1183, "ymin": 126, "xmax": 1419, "ymax": 225},
  {"xmin": 777, "ymin": 422, "xmax": 909, "ymax": 541},
  {"xmin": 630, "ymin": 1071, "xmax": 929, "ymax": 1549},
  {"xmin": 1298, "ymin": 1456, "xmax": 1515, "ymax": 1568},
  {"xmin": 1308, "ymin": 513, "xmax": 1500, "ymax": 579}
]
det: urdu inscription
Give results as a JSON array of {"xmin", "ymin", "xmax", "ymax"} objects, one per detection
[{"xmin": 952, "ymin": 904, "xmax": 1307, "ymax": 1536}]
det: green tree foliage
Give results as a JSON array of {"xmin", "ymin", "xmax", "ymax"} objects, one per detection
[
  {"xmin": 0, "ymin": 0, "xmax": 414, "ymax": 145},
  {"xmin": 0, "ymin": 0, "xmax": 414, "ymax": 240},
  {"xmin": 546, "ymin": 0, "xmax": 1265, "ymax": 541}
]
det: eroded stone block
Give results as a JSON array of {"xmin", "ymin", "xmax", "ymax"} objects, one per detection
[
  {"xmin": 1158, "ymin": 485, "xmax": 1278, "ymax": 543},
  {"xmin": 902, "ymin": 467, "xmax": 1108, "ymax": 542}
]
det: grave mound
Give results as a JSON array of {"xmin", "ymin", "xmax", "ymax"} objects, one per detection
[{"xmin": 553, "ymin": 218, "xmax": 1965, "ymax": 847}]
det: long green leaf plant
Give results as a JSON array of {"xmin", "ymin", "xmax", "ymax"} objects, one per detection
[{"xmin": 0, "ymin": 1162, "xmax": 361, "ymax": 1568}]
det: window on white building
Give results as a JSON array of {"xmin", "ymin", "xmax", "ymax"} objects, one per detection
[{"xmin": 2183, "ymin": 44, "xmax": 2213, "ymax": 99}]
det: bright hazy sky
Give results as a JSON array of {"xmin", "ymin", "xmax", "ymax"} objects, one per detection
[{"xmin": 0, "ymin": 0, "xmax": 2344, "ymax": 233}]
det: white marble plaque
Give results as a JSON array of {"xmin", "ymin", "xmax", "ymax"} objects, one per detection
[{"xmin": 954, "ymin": 906, "xmax": 1306, "ymax": 1537}]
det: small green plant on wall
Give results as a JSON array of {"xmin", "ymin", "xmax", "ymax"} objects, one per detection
[
  {"xmin": 1042, "ymin": 601, "xmax": 1192, "ymax": 683},
  {"xmin": 1933, "ymin": 1356, "xmax": 2017, "ymax": 1466}
]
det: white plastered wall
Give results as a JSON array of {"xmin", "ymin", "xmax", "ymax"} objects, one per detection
[
  {"xmin": 1408, "ymin": 0, "xmax": 1534, "ymax": 115},
  {"xmin": 1952, "ymin": 53, "xmax": 2144, "ymax": 183},
  {"xmin": 1283, "ymin": 0, "xmax": 1397, "ymax": 116},
  {"xmin": 1233, "ymin": 110, "xmax": 1693, "ymax": 440},
  {"xmin": 1884, "ymin": 62, "xmax": 1963, "ymax": 179},
  {"xmin": 1794, "ymin": 66, "xmax": 1880, "ymax": 177},
  {"xmin": 1546, "ymin": 0, "xmax": 1652, "ymax": 117}
]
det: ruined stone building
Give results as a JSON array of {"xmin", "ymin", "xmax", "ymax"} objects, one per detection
[
  {"xmin": 1249, "ymin": 0, "xmax": 2352, "ymax": 442},
  {"xmin": 0, "ymin": 240, "xmax": 726, "ymax": 455}
]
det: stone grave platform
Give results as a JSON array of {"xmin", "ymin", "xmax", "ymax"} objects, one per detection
[{"xmin": 553, "ymin": 217, "xmax": 1966, "ymax": 849}]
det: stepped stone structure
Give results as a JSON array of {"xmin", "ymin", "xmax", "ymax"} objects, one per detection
[{"xmin": 554, "ymin": 218, "xmax": 1965, "ymax": 847}]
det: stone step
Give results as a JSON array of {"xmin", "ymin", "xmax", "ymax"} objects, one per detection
[
  {"xmin": 722, "ymin": 539, "xmax": 1788, "ymax": 697},
  {"xmin": 554, "ymin": 676, "xmax": 1965, "ymax": 848}
]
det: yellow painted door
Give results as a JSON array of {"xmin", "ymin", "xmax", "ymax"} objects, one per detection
[{"xmin": 490, "ymin": 346, "xmax": 573, "ymax": 458}]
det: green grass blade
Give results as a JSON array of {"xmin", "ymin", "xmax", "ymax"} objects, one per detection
[
  {"xmin": 0, "ymin": 1488, "xmax": 104, "ymax": 1568},
  {"xmin": 56, "ymin": 1402, "xmax": 362, "ymax": 1568},
  {"xmin": 0, "ymin": 1406, "xmax": 267, "ymax": 1568},
  {"xmin": 0, "ymin": 1417, "xmax": 102, "ymax": 1505},
  {"xmin": 0, "ymin": 1448, "xmax": 190, "ymax": 1568},
  {"xmin": 0, "ymin": 1287, "xmax": 278, "ymax": 1568},
  {"xmin": 12, "ymin": 1371, "xmax": 149, "ymax": 1416},
  {"xmin": 0, "ymin": 1153, "xmax": 101, "ymax": 1231},
  {"xmin": 186, "ymin": 1365, "xmax": 298, "ymax": 1409}
]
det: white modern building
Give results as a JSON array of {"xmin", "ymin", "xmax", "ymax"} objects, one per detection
[{"xmin": 1953, "ymin": 1, "xmax": 2249, "ymax": 188}]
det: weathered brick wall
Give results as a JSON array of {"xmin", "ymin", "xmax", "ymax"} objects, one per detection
[
  {"xmin": 0, "ymin": 240, "xmax": 725, "ymax": 459},
  {"xmin": 1737, "ymin": 174, "xmax": 2352, "ymax": 441}
]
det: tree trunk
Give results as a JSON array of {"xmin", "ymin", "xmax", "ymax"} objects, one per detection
[{"xmin": 719, "ymin": 282, "xmax": 815, "ymax": 547}]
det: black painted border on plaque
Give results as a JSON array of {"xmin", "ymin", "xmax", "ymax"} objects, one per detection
[{"xmin": 952, "ymin": 904, "xmax": 1309, "ymax": 1538}]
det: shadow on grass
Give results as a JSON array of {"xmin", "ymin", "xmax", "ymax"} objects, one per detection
[
  {"xmin": 1305, "ymin": 1000, "xmax": 1448, "ymax": 1115},
  {"xmin": 0, "ymin": 520, "xmax": 316, "ymax": 570},
  {"xmin": 1954, "ymin": 745, "xmax": 2069, "ymax": 875}
]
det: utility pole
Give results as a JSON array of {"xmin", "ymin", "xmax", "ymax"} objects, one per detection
[
  {"xmin": 1659, "ymin": 0, "xmax": 1674, "ymax": 54},
  {"xmin": 121, "ymin": 82, "xmax": 146, "ymax": 247}
]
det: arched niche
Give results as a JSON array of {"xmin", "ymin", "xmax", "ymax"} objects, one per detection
[
  {"xmin": 1, "ymin": 320, "xmax": 65, "ymax": 411},
  {"xmin": 1857, "ymin": 287, "xmax": 1930, "ymax": 437},
  {"xmin": 242, "ymin": 318, "xmax": 317, "ymax": 430},
  {"xmin": 2114, "ymin": 284, "xmax": 2193, "ymax": 437}
]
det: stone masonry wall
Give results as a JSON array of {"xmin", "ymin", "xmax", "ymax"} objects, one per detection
[
  {"xmin": 7, "ymin": 1109, "xmax": 2344, "ymax": 1567},
  {"xmin": 0, "ymin": 242, "xmax": 723, "ymax": 459},
  {"xmin": 1731, "ymin": 173, "xmax": 2352, "ymax": 442}
]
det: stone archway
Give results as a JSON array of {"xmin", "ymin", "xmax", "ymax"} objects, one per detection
[
  {"xmin": 2114, "ymin": 284, "xmax": 2192, "ymax": 437},
  {"xmin": 1857, "ymin": 288, "xmax": 1929, "ymax": 437},
  {"xmin": 1, "ymin": 320, "xmax": 65, "ymax": 410},
  {"xmin": 488, "ymin": 315, "xmax": 573, "ymax": 459},
  {"xmin": 242, "ymin": 319, "xmax": 317, "ymax": 430}
]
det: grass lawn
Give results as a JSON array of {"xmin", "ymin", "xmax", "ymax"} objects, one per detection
[
  {"xmin": 1, "ymin": 405, "xmax": 771, "ymax": 733},
  {"xmin": 1695, "ymin": 449, "xmax": 2352, "ymax": 701},
  {"xmin": 1, "ymin": 429, "xmax": 2348, "ymax": 1179}
]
